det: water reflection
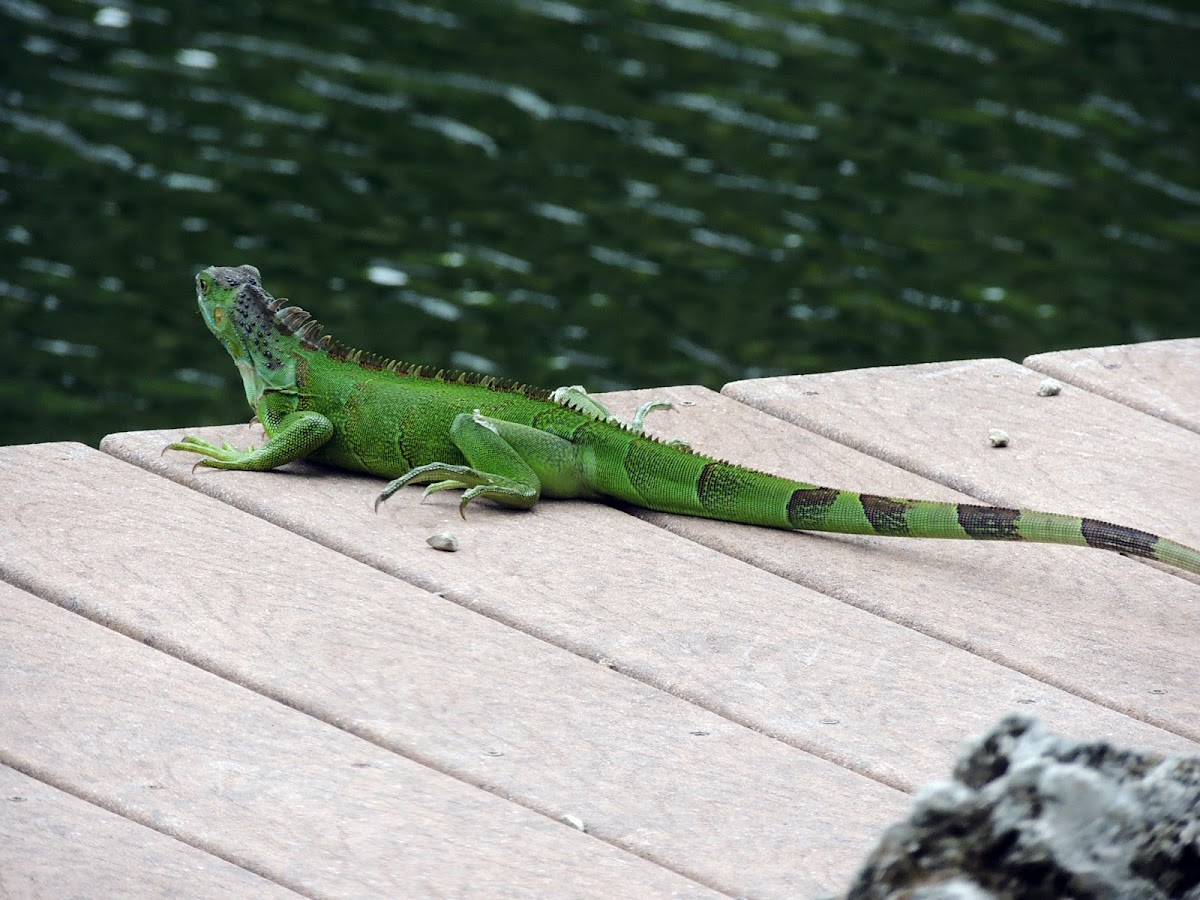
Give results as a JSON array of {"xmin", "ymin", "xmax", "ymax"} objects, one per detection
[{"xmin": 1, "ymin": 0, "xmax": 1197, "ymax": 446}]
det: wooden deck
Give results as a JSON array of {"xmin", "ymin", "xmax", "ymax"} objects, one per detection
[{"xmin": 2, "ymin": 341, "xmax": 1198, "ymax": 897}]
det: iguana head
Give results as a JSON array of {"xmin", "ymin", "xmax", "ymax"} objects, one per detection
[{"xmin": 195, "ymin": 264, "xmax": 299, "ymax": 409}]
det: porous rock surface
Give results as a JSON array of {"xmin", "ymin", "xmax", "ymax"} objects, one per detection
[{"xmin": 847, "ymin": 715, "xmax": 1200, "ymax": 899}]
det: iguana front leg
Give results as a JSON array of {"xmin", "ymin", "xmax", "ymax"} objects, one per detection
[
  {"xmin": 169, "ymin": 410, "xmax": 334, "ymax": 471},
  {"xmin": 376, "ymin": 410, "xmax": 585, "ymax": 516},
  {"xmin": 550, "ymin": 385, "xmax": 690, "ymax": 449}
]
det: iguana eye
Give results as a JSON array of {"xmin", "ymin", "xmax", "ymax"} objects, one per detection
[{"xmin": 197, "ymin": 275, "xmax": 209, "ymax": 295}]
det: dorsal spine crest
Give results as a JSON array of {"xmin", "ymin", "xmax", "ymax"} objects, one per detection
[
  {"xmin": 256, "ymin": 289, "xmax": 557, "ymax": 402},
  {"xmin": 252, "ymin": 285, "xmax": 708, "ymax": 443}
]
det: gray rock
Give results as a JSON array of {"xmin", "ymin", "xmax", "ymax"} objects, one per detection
[{"xmin": 847, "ymin": 715, "xmax": 1200, "ymax": 899}]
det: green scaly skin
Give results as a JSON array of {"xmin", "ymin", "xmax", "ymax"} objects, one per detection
[{"xmin": 170, "ymin": 265, "xmax": 1200, "ymax": 578}]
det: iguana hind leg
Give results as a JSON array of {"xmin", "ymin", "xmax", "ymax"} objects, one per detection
[
  {"xmin": 550, "ymin": 384, "xmax": 689, "ymax": 449},
  {"xmin": 376, "ymin": 411, "xmax": 550, "ymax": 516},
  {"xmin": 551, "ymin": 385, "xmax": 671, "ymax": 432}
]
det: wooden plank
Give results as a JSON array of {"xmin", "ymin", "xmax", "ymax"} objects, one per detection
[
  {"xmin": 700, "ymin": 361, "xmax": 1200, "ymax": 736},
  {"xmin": 99, "ymin": 428, "xmax": 1197, "ymax": 794},
  {"xmin": 0, "ymin": 578, "xmax": 715, "ymax": 898},
  {"xmin": 1024, "ymin": 338, "xmax": 1200, "ymax": 434},
  {"xmin": 0, "ymin": 764, "xmax": 298, "ymax": 898},
  {"xmin": 2, "ymin": 443, "xmax": 902, "ymax": 898}
]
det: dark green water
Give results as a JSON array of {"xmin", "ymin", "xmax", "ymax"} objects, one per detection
[{"xmin": 3, "ymin": 0, "xmax": 1198, "ymax": 447}]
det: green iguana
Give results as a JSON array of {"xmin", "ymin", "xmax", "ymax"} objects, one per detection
[{"xmin": 170, "ymin": 264, "xmax": 1200, "ymax": 577}]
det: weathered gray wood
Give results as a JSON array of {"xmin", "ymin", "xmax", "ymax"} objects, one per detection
[
  {"xmin": 0, "ymin": 577, "xmax": 715, "ymax": 898},
  {"xmin": 710, "ymin": 359, "xmax": 1199, "ymax": 736},
  {"xmin": 3, "ymin": 443, "xmax": 901, "ymax": 898},
  {"xmin": 0, "ymin": 764, "xmax": 299, "ymax": 899},
  {"xmin": 600, "ymin": 383, "xmax": 1200, "ymax": 741},
  {"xmin": 1024, "ymin": 338, "xmax": 1200, "ymax": 434},
  {"xmin": 99, "ymin": 428, "xmax": 1197, "ymax": 798}
]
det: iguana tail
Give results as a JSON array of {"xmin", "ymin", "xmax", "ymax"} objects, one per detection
[{"xmin": 600, "ymin": 439, "xmax": 1200, "ymax": 576}]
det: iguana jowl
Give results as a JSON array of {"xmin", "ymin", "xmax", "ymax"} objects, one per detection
[{"xmin": 170, "ymin": 265, "xmax": 1200, "ymax": 577}]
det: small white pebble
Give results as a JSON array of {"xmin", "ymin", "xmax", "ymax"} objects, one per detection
[
  {"xmin": 987, "ymin": 428, "xmax": 1010, "ymax": 448},
  {"xmin": 1037, "ymin": 378, "xmax": 1062, "ymax": 397},
  {"xmin": 426, "ymin": 532, "xmax": 460, "ymax": 552},
  {"xmin": 563, "ymin": 814, "xmax": 586, "ymax": 832}
]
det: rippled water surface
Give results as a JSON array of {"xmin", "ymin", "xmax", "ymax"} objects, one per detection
[{"xmin": 3, "ymin": 0, "xmax": 1198, "ymax": 445}]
